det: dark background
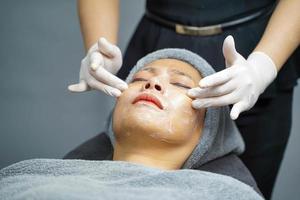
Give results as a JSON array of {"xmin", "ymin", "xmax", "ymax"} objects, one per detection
[{"xmin": 0, "ymin": 1, "xmax": 299, "ymax": 199}]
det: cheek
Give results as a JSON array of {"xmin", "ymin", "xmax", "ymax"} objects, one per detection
[
  {"xmin": 116, "ymin": 84, "xmax": 138, "ymax": 106},
  {"xmin": 167, "ymin": 89, "xmax": 194, "ymax": 115},
  {"xmin": 167, "ymin": 91, "xmax": 199, "ymax": 134},
  {"xmin": 173, "ymin": 101, "xmax": 198, "ymax": 126},
  {"xmin": 113, "ymin": 87, "xmax": 137, "ymax": 128}
]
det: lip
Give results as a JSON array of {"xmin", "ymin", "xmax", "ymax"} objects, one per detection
[{"xmin": 132, "ymin": 93, "xmax": 164, "ymax": 110}]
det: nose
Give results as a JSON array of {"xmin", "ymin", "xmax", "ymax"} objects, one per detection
[{"xmin": 143, "ymin": 78, "xmax": 164, "ymax": 93}]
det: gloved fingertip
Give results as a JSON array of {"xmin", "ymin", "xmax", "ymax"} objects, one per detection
[
  {"xmin": 187, "ymin": 89, "xmax": 196, "ymax": 96},
  {"xmin": 100, "ymin": 37, "xmax": 112, "ymax": 48},
  {"xmin": 191, "ymin": 102, "xmax": 197, "ymax": 109},
  {"xmin": 116, "ymin": 83, "xmax": 128, "ymax": 91},
  {"xmin": 68, "ymin": 84, "xmax": 79, "ymax": 92},
  {"xmin": 187, "ymin": 89, "xmax": 193, "ymax": 96},
  {"xmin": 71, "ymin": 81, "xmax": 89, "ymax": 92},
  {"xmin": 90, "ymin": 63, "xmax": 98, "ymax": 71},
  {"xmin": 192, "ymin": 101, "xmax": 203, "ymax": 109},
  {"xmin": 199, "ymin": 79, "xmax": 209, "ymax": 88},
  {"xmin": 67, "ymin": 85, "xmax": 73, "ymax": 91},
  {"xmin": 230, "ymin": 111, "xmax": 239, "ymax": 120},
  {"xmin": 99, "ymin": 37, "xmax": 107, "ymax": 44},
  {"xmin": 111, "ymin": 89, "xmax": 122, "ymax": 97},
  {"xmin": 225, "ymin": 35, "xmax": 234, "ymax": 43}
]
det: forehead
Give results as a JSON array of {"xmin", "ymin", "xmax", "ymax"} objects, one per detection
[{"xmin": 140, "ymin": 59, "xmax": 202, "ymax": 82}]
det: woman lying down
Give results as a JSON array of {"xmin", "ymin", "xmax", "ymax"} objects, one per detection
[{"xmin": 0, "ymin": 49, "xmax": 264, "ymax": 200}]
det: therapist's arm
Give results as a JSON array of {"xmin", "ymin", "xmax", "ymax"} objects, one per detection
[
  {"xmin": 68, "ymin": 0, "xmax": 126, "ymax": 96},
  {"xmin": 254, "ymin": 0, "xmax": 300, "ymax": 71},
  {"xmin": 187, "ymin": 0, "xmax": 300, "ymax": 120},
  {"xmin": 77, "ymin": 0, "xmax": 119, "ymax": 51}
]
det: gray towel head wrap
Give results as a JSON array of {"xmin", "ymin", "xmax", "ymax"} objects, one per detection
[{"xmin": 106, "ymin": 48, "xmax": 245, "ymax": 169}]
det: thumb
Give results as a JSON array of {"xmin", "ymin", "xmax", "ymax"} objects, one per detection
[{"xmin": 222, "ymin": 35, "xmax": 245, "ymax": 67}]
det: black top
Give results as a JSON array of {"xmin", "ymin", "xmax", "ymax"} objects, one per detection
[
  {"xmin": 144, "ymin": 0, "xmax": 299, "ymax": 90},
  {"xmin": 146, "ymin": 0, "xmax": 276, "ymax": 26},
  {"xmin": 64, "ymin": 132, "xmax": 263, "ymax": 197}
]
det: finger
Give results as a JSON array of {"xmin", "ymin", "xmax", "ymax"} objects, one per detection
[
  {"xmin": 230, "ymin": 101, "xmax": 249, "ymax": 120},
  {"xmin": 188, "ymin": 81, "xmax": 235, "ymax": 98},
  {"xmin": 90, "ymin": 51, "xmax": 103, "ymax": 71},
  {"xmin": 68, "ymin": 80, "xmax": 89, "ymax": 92},
  {"xmin": 88, "ymin": 78, "xmax": 122, "ymax": 97},
  {"xmin": 90, "ymin": 66, "xmax": 128, "ymax": 91},
  {"xmin": 199, "ymin": 67, "xmax": 234, "ymax": 88},
  {"xmin": 191, "ymin": 93, "xmax": 237, "ymax": 109},
  {"xmin": 222, "ymin": 35, "xmax": 245, "ymax": 67},
  {"xmin": 98, "ymin": 37, "xmax": 120, "ymax": 58}
]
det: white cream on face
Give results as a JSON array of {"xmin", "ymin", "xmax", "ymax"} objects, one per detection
[{"xmin": 113, "ymin": 59, "xmax": 204, "ymax": 145}]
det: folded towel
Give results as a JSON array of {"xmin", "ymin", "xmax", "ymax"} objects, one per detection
[{"xmin": 0, "ymin": 159, "xmax": 263, "ymax": 200}]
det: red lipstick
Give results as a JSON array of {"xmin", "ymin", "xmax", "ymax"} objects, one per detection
[{"xmin": 132, "ymin": 93, "xmax": 163, "ymax": 110}]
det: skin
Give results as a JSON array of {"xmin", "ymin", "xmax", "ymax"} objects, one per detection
[
  {"xmin": 77, "ymin": 0, "xmax": 119, "ymax": 50},
  {"xmin": 112, "ymin": 59, "xmax": 205, "ymax": 170},
  {"xmin": 254, "ymin": 0, "xmax": 300, "ymax": 70}
]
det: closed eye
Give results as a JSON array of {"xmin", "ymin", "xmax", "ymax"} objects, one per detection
[
  {"xmin": 132, "ymin": 78, "xmax": 147, "ymax": 82},
  {"xmin": 171, "ymin": 83, "xmax": 191, "ymax": 89},
  {"xmin": 132, "ymin": 78, "xmax": 191, "ymax": 89}
]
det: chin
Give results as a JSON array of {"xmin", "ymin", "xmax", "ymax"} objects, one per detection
[
  {"xmin": 113, "ymin": 109, "xmax": 169, "ymax": 138},
  {"xmin": 127, "ymin": 110, "xmax": 163, "ymax": 130},
  {"xmin": 118, "ymin": 116, "xmax": 189, "ymax": 145}
]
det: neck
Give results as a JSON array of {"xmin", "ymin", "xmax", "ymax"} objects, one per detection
[
  {"xmin": 112, "ymin": 138, "xmax": 195, "ymax": 170},
  {"xmin": 113, "ymin": 149, "xmax": 180, "ymax": 170}
]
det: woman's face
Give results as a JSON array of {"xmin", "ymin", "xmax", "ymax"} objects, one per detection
[{"xmin": 113, "ymin": 59, "xmax": 205, "ymax": 145}]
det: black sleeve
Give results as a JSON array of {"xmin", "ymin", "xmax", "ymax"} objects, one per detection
[
  {"xmin": 63, "ymin": 132, "xmax": 113, "ymax": 161},
  {"xmin": 198, "ymin": 154, "xmax": 263, "ymax": 197}
]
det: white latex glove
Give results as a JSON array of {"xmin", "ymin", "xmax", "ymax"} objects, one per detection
[
  {"xmin": 188, "ymin": 35, "xmax": 278, "ymax": 120},
  {"xmin": 68, "ymin": 37, "xmax": 128, "ymax": 97}
]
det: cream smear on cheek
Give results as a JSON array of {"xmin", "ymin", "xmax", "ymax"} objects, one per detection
[
  {"xmin": 148, "ymin": 89, "xmax": 197, "ymax": 142},
  {"xmin": 121, "ymin": 72, "xmax": 198, "ymax": 142},
  {"xmin": 169, "ymin": 91, "xmax": 199, "ymax": 137}
]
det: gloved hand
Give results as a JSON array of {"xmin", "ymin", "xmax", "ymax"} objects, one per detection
[
  {"xmin": 187, "ymin": 35, "xmax": 278, "ymax": 120},
  {"xmin": 68, "ymin": 37, "xmax": 128, "ymax": 97}
]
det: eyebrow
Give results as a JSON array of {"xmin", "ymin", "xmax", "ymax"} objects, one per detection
[
  {"xmin": 140, "ymin": 67, "xmax": 155, "ymax": 73},
  {"xmin": 141, "ymin": 67, "xmax": 193, "ymax": 80},
  {"xmin": 170, "ymin": 69, "xmax": 193, "ymax": 80}
]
